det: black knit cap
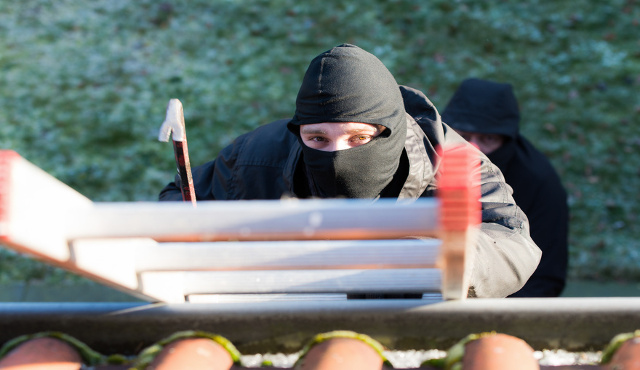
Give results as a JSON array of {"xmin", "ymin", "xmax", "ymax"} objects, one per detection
[
  {"xmin": 441, "ymin": 78, "xmax": 520, "ymax": 139},
  {"xmin": 288, "ymin": 43, "xmax": 406, "ymax": 132}
]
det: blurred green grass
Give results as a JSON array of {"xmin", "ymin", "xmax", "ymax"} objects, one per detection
[{"xmin": 1, "ymin": 0, "xmax": 639, "ymax": 287}]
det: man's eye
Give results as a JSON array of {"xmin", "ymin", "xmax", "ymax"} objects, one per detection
[
  {"xmin": 351, "ymin": 135, "xmax": 371, "ymax": 142},
  {"xmin": 309, "ymin": 136, "xmax": 327, "ymax": 142}
]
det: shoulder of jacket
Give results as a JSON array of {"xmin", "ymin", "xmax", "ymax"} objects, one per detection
[
  {"xmin": 232, "ymin": 118, "xmax": 299, "ymax": 166},
  {"xmin": 399, "ymin": 85, "xmax": 440, "ymax": 125}
]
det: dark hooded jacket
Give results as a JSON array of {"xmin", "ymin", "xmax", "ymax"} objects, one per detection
[
  {"xmin": 442, "ymin": 78, "xmax": 569, "ymax": 297},
  {"xmin": 160, "ymin": 45, "xmax": 541, "ymax": 298}
]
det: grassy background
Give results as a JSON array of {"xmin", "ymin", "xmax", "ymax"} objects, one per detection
[{"xmin": 0, "ymin": 0, "xmax": 639, "ymax": 287}]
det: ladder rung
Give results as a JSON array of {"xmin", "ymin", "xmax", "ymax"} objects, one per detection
[
  {"xmin": 138, "ymin": 269, "xmax": 442, "ymax": 295},
  {"xmin": 129, "ymin": 239, "xmax": 441, "ymax": 271}
]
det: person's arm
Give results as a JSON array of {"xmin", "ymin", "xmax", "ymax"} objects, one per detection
[
  {"xmin": 159, "ymin": 160, "xmax": 218, "ymax": 201},
  {"xmin": 159, "ymin": 136, "xmax": 242, "ymax": 201},
  {"xmin": 158, "ymin": 178, "xmax": 184, "ymax": 201}
]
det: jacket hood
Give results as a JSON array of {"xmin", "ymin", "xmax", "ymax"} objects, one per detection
[{"xmin": 441, "ymin": 78, "xmax": 520, "ymax": 139}]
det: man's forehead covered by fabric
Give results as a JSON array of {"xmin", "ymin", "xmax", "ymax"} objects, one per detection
[
  {"xmin": 288, "ymin": 44, "xmax": 408, "ymax": 199},
  {"xmin": 289, "ymin": 43, "xmax": 406, "ymax": 134}
]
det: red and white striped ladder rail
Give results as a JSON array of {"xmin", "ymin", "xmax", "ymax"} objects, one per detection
[
  {"xmin": 437, "ymin": 144, "xmax": 481, "ymax": 300},
  {"xmin": 0, "ymin": 146, "xmax": 480, "ymax": 302}
]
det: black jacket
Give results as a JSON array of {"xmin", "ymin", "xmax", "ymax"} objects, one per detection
[
  {"xmin": 160, "ymin": 85, "xmax": 542, "ymax": 298},
  {"xmin": 442, "ymin": 78, "xmax": 569, "ymax": 297},
  {"xmin": 489, "ymin": 136, "xmax": 569, "ymax": 297}
]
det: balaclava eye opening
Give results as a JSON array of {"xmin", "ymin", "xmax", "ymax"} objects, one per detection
[{"xmin": 287, "ymin": 44, "xmax": 407, "ymax": 199}]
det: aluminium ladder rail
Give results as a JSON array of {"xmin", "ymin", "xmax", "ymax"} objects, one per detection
[{"xmin": 0, "ymin": 145, "xmax": 479, "ymax": 303}]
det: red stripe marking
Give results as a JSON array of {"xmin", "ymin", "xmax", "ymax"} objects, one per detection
[{"xmin": 438, "ymin": 144, "xmax": 481, "ymax": 231}]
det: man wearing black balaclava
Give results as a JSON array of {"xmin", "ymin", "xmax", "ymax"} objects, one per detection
[
  {"xmin": 288, "ymin": 43, "xmax": 407, "ymax": 199},
  {"xmin": 160, "ymin": 44, "xmax": 542, "ymax": 298},
  {"xmin": 442, "ymin": 78, "xmax": 569, "ymax": 297}
]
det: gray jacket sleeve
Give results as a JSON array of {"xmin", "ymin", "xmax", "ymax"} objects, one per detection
[{"xmin": 471, "ymin": 155, "xmax": 542, "ymax": 297}]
